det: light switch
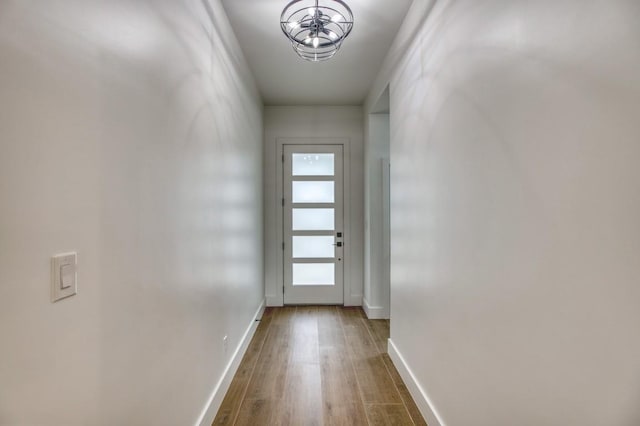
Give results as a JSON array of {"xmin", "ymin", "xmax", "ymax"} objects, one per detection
[
  {"xmin": 52, "ymin": 252, "xmax": 77, "ymax": 302},
  {"xmin": 60, "ymin": 264, "xmax": 73, "ymax": 289}
]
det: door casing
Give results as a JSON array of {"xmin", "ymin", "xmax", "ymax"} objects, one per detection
[{"xmin": 275, "ymin": 137, "xmax": 352, "ymax": 306}]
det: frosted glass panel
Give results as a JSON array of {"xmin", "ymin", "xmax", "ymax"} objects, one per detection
[
  {"xmin": 292, "ymin": 154, "xmax": 334, "ymax": 176},
  {"xmin": 293, "ymin": 263, "xmax": 335, "ymax": 286},
  {"xmin": 292, "ymin": 208, "xmax": 334, "ymax": 230},
  {"xmin": 293, "ymin": 236, "xmax": 334, "ymax": 258},
  {"xmin": 292, "ymin": 181, "xmax": 334, "ymax": 203}
]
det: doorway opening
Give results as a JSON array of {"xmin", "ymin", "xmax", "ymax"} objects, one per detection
[{"xmin": 364, "ymin": 85, "xmax": 390, "ymax": 319}]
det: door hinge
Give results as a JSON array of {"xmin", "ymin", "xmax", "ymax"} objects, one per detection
[
  {"xmin": 282, "ymin": 154, "xmax": 285, "ymax": 163},
  {"xmin": 282, "ymin": 198, "xmax": 285, "ymax": 206},
  {"xmin": 283, "ymin": 286, "xmax": 285, "ymax": 294},
  {"xmin": 282, "ymin": 242, "xmax": 285, "ymax": 250}
]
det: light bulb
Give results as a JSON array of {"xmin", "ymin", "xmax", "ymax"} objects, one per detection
[
  {"xmin": 288, "ymin": 21, "xmax": 300, "ymax": 29},
  {"xmin": 329, "ymin": 31, "xmax": 337, "ymax": 40},
  {"xmin": 308, "ymin": 8, "xmax": 316, "ymax": 16},
  {"xmin": 313, "ymin": 37, "xmax": 319, "ymax": 48},
  {"xmin": 304, "ymin": 38, "xmax": 312, "ymax": 45},
  {"xmin": 331, "ymin": 14, "xmax": 342, "ymax": 22}
]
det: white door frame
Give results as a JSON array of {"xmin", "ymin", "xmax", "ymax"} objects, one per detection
[{"xmin": 275, "ymin": 137, "xmax": 352, "ymax": 306}]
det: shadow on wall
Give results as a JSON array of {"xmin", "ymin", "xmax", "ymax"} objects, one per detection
[
  {"xmin": 387, "ymin": 1, "xmax": 640, "ymax": 425},
  {"xmin": 0, "ymin": 0, "xmax": 263, "ymax": 424},
  {"xmin": 96, "ymin": 0, "xmax": 263, "ymax": 423}
]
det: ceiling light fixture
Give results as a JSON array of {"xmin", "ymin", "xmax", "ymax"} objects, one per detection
[{"xmin": 280, "ymin": 0, "xmax": 354, "ymax": 62}]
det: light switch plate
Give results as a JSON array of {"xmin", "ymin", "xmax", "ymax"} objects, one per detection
[{"xmin": 52, "ymin": 252, "xmax": 77, "ymax": 302}]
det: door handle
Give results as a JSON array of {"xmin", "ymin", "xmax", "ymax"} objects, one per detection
[{"xmin": 333, "ymin": 242, "xmax": 343, "ymax": 247}]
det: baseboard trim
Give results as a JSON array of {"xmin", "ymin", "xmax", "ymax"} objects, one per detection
[
  {"xmin": 195, "ymin": 299, "xmax": 266, "ymax": 426},
  {"xmin": 387, "ymin": 339, "xmax": 446, "ymax": 426},
  {"xmin": 362, "ymin": 297, "xmax": 389, "ymax": 319}
]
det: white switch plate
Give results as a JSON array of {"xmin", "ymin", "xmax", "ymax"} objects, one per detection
[{"xmin": 52, "ymin": 252, "xmax": 77, "ymax": 302}]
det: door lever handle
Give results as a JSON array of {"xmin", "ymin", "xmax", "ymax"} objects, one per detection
[{"xmin": 332, "ymin": 242, "xmax": 343, "ymax": 247}]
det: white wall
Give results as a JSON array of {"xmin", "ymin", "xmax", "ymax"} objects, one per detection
[
  {"xmin": 263, "ymin": 106, "xmax": 364, "ymax": 306},
  {"xmin": 0, "ymin": 1, "xmax": 263, "ymax": 425},
  {"xmin": 363, "ymin": 112, "xmax": 390, "ymax": 318},
  {"xmin": 370, "ymin": 0, "xmax": 640, "ymax": 425}
]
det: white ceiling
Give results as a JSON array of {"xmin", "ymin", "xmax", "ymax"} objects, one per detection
[{"xmin": 220, "ymin": 0, "xmax": 413, "ymax": 105}]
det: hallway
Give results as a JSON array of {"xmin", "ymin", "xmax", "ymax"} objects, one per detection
[
  {"xmin": 2, "ymin": 0, "xmax": 640, "ymax": 424},
  {"xmin": 213, "ymin": 307, "xmax": 426, "ymax": 425}
]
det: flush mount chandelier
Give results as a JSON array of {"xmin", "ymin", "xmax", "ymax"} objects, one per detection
[{"xmin": 280, "ymin": 0, "xmax": 354, "ymax": 62}]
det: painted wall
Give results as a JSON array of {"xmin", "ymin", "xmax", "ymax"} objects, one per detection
[
  {"xmin": 363, "ymin": 112, "xmax": 390, "ymax": 318},
  {"xmin": 263, "ymin": 106, "xmax": 364, "ymax": 307},
  {"xmin": 369, "ymin": 0, "xmax": 640, "ymax": 425},
  {"xmin": 0, "ymin": 1, "xmax": 263, "ymax": 425}
]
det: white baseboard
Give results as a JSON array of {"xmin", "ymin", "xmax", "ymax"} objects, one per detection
[
  {"xmin": 195, "ymin": 299, "xmax": 266, "ymax": 426},
  {"xmin": 362, "ymin": 297, "xmax": 389, "ymax": 319},
  {"xmin": 387, "ymin": 339, "xmax": 446, "ymax": 426}
]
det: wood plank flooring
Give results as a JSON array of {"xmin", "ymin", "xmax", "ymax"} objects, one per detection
[{"xmin": 213, "ymin": 306, "xmax": 427, "ymax": 426}]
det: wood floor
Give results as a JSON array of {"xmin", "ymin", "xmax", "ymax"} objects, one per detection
[{"xmin": 213, "ymin": 306, "xmax": 427, "ymax": 426}]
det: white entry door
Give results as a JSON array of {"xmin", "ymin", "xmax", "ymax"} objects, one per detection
[{"xmin": 283, "ymin": 145, "xmax": 344, "ymax": 304}]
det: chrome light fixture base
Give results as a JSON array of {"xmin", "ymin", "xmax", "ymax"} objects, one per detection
[{"xmin": 280, "ymin": 0, "xmax": 354, "ymax": 62}]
